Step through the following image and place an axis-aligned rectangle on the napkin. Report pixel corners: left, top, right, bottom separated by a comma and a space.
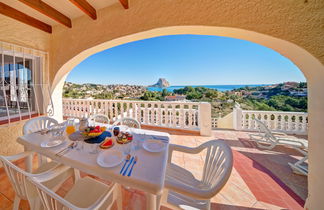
84, 131, 112, 144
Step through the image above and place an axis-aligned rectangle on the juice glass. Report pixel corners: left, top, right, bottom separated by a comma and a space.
66, 118, 76, 135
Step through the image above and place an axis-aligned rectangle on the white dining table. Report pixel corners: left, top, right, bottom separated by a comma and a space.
17, 127, 170, 210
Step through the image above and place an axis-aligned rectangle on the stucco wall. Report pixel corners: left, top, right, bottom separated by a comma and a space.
0, 15, 50, 155
0, 15, 50, 51
0, 121, 25, 156
217, 112, 234, 129
49, 0, 324, 82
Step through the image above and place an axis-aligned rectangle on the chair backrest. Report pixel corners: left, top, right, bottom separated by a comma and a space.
113, 117, 141, 129
28, 176, 78, 210
0, 156, 32, 200
23, 117, 58, 135
200, 140, 233, 197
254, 119, 277, 141
88, 114, 110, 126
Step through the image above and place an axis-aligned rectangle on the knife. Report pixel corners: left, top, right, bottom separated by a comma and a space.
122, 156, 134, 176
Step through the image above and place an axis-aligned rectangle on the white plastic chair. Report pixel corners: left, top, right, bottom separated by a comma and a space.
250, 119, 308, 176
88, 114, 110, 126
28, 172, 120, 210
113, 117, 141, 129
23, 116, 59, 135
23, 117, 59, 166
162, 140, 233, 210
249, 119, 308, 150
288, 148, 308, 176
0, 151, 73, 210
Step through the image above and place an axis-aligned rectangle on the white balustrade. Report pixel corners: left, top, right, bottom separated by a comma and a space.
62, 98, 212, 134
233, 106, 308, 135
211, 118, 218, 129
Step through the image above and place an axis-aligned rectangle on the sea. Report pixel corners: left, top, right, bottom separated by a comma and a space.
147, 84, 270, 92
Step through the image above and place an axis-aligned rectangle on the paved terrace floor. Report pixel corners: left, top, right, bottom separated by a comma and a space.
0, 129, 307, 210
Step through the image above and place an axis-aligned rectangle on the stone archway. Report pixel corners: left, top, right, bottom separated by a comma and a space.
51, 26, 324, 209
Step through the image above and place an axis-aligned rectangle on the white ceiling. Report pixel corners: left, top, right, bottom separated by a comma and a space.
1, 0, 118, 26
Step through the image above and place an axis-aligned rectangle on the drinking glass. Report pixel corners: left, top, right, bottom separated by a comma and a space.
89, 143, 99, 154
75, 140, 84, 151
123, 142, 132, 155
66, 118, 76, 135
112, 126, 120, 137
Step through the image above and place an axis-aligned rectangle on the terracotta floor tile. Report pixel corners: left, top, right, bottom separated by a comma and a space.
0, 175, 15, 201
252, 201, 282, 210
19, 199, 30, 210
0, 193, 13, 210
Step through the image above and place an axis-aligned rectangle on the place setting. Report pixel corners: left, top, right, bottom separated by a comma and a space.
96, 125, 138, 176
38, 124, 67, 149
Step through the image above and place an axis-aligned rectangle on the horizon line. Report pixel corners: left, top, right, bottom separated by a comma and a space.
65, 81, 306, 86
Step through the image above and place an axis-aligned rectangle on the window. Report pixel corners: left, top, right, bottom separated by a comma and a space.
0, 42, 49, 124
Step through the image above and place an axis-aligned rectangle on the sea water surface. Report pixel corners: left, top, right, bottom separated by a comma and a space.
147, 84, 270, 92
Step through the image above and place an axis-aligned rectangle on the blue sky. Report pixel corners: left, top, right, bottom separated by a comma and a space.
66, 35, 305, 86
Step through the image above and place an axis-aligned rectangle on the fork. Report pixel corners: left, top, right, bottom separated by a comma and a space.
57, 142, 76, 157
55, 142, 75, 157
127, 156, 138, 177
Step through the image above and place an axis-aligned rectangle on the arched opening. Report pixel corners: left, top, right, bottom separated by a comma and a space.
50, 26, 324, 209
51, 26, 322, 121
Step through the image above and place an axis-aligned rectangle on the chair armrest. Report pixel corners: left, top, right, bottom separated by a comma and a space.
169, 144, 204, 154
168, 144, 205, 163
4, 151, 34, 162
87, 183, 116, 210
32, 164, 71, 183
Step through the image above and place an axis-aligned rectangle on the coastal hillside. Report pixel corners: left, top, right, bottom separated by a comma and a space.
141, 82, 307, 117
63, 82, 146, 99
63, 81, 307, 117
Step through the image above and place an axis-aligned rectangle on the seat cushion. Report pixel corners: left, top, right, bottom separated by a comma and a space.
64, 177, 113, 208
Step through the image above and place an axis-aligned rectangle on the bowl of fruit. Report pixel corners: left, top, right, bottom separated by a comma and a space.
82, 126, 106, 138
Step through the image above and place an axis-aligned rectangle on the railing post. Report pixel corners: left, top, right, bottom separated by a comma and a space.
198, 102, 212, 136
233, 103, 243, 130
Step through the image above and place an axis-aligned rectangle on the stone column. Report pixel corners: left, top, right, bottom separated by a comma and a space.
198, 102, 212, 136
233, 103, 242, 130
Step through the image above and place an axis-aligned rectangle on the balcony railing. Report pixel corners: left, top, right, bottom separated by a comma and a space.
62, 98, 212, 135
233, 106, 308, 135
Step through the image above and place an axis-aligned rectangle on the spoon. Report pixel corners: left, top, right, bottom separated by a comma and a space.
120, 154, 131, 174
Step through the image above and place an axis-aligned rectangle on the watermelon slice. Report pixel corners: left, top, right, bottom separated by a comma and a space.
100, 138, 114, 149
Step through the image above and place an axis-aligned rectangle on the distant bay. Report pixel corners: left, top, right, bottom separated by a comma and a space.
147, 84, 271, 92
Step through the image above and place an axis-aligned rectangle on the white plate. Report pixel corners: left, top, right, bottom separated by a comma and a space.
97, 149, 125, 168
40, 137, 65, 148
143, 139, 166, 153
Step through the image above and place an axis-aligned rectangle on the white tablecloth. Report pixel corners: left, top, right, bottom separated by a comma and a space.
17, 128, 170, 195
